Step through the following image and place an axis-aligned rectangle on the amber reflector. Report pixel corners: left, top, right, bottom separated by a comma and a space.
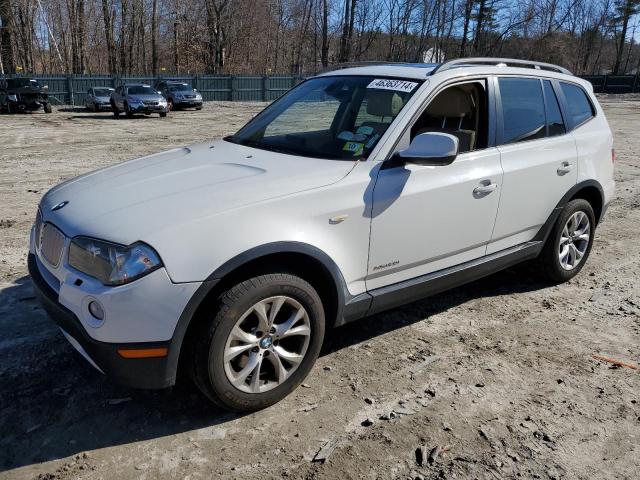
117, 348, 168, 358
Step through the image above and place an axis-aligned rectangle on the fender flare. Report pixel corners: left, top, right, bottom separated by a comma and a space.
533, 179, 605, 243
164, 242, 350, 384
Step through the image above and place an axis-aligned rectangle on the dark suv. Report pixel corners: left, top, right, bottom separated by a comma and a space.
155, 81, 203, 110
0, 78, 52, 113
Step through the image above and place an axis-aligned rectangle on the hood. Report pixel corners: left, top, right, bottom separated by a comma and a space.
40, 140, 355, 245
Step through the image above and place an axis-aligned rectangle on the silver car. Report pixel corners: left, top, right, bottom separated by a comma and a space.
110, 84, 168, 118
85, 87, 114, 112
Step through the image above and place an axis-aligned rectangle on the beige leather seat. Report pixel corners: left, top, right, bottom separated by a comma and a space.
416, 87, 476, 152
360, 90, 404, 135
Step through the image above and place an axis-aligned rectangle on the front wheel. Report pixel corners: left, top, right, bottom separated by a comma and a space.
539, 199, 595, 283
159, 111, 167, 118
43, 102, 52, 113
191, 273, 325, 412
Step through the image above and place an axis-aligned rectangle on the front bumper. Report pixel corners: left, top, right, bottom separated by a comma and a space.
29, 253, 174, 389
129, 103, 168, 113
175, 99, 203, 108
9, 100, 45, 111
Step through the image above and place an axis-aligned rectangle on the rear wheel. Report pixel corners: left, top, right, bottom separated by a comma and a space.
43, 102, 52, 114
191, 273, 325, 412
539, 199, 595, 283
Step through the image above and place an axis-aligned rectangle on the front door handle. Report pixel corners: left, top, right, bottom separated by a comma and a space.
473, 181, 498, 196
557, 161, 573, 175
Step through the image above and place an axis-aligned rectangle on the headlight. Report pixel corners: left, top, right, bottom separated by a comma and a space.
8, 94, 17, 101
195, 93, 202, 100
68, 237, 162, 286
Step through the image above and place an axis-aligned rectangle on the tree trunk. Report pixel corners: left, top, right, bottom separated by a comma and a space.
151, 0, 158, 74
0, 0, 15, 74
321, 0, 328, 67
101, 0, 116, 73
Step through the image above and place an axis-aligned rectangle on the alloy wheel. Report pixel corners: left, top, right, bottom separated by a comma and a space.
558, 210, 590, 270
223, 295, 311, 394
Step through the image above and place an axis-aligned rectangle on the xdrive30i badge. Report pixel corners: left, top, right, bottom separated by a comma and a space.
51, 201, 69, 211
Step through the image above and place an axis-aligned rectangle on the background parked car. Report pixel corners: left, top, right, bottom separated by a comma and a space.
110, 84, 168, 118
0, 78, 52, 114
85, 87, 114, 112
155, 80, 203, 110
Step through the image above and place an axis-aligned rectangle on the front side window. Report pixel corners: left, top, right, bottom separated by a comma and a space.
560, 82, 595, 128
228, 76, 421, 160
410, 80, 489, 153
499, 77, 546, 144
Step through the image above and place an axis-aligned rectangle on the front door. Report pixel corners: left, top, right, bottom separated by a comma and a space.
367, 79, 503, 290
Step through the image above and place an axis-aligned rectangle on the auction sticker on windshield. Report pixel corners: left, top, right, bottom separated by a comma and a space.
367, 79, 418, 93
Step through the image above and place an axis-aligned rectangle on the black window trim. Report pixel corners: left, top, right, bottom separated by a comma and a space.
541, 79, 567, 137
494, 74, 579, 146
555, 80, 597, 131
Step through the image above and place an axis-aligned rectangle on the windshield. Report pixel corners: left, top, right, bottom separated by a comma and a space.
93, 88, 113, 97
169, 84, 192, 92
127, 86, 157, 95
8, 78, 40, 88
228, 75, 421, 160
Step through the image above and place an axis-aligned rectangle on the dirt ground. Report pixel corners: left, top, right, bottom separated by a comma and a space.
0, 99, 638, 480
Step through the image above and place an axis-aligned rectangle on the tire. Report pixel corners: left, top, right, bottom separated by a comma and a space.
196, 106, 202, 110
112, 101, 119, 118
539, 199, 595, 283
191, 273, 325, 412
43, 102, 52, 114
159, 111, 167, 118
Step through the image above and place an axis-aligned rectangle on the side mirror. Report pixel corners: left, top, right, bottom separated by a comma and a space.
389, 132, 459, 167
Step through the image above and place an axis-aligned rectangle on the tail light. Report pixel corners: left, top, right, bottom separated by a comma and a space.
612, 148, 616, 163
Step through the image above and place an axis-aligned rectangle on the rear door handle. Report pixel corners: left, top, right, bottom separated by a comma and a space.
557, 161, 573, 175
473, 181, 498, 196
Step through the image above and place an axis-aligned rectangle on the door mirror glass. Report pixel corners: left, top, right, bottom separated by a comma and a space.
392, 132, 459, 166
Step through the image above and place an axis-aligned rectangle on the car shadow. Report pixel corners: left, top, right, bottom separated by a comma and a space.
0, 262, 548, 472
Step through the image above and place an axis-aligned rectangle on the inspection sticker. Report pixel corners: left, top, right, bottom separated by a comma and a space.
367, 79, 418, 93
343, 141, 364, 156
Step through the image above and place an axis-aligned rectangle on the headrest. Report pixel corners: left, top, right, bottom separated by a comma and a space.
426, 87, 472, 117
366, 90, 404, 117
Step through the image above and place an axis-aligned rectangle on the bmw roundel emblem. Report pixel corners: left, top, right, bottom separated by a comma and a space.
51, 201, 69, 211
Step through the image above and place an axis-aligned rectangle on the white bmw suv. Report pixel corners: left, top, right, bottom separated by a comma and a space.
29, 58, 615, 411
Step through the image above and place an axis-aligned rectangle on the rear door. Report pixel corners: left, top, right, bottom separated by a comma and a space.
487, 76, 578, 254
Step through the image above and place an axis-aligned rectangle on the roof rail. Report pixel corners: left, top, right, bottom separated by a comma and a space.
317, 61, 438, 75
431, 57, 572, 76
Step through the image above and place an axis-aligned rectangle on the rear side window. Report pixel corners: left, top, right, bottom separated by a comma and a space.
498, 78, 546, 144
560, 82, 595, 127
543, 80, 565, 137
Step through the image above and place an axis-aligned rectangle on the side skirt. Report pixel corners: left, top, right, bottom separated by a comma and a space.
342, 240, 543, 322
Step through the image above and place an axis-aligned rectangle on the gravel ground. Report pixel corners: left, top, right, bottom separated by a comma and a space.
0, 99, 638, 480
